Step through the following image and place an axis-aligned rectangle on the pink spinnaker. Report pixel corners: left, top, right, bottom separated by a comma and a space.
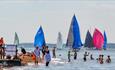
93, 28, 104, 49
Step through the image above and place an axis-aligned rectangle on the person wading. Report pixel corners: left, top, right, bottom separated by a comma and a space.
74, 49, 77, 60
52, 47, 56, 58
45, 46, 51, 66
68, 50, 71, 62
42, 46, 46, 61
83, 51, 89, 62
34, 46, 41, 65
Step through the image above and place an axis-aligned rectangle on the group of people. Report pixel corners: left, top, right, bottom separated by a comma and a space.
97, 54, 111, 64
83, 52, 111, 64
68, 49, 78, 62
33, 46, 51, 66
68, 50, 111, 64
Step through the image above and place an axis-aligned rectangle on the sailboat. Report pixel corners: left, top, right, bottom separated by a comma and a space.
93, 28, 104, 50
66, 19, 74, 48
34, 26, 46, 49
103, 31, 107, 50
14, 32, 19, 46
56, 32, 63, 50
84, 30, 93, 49
14, 32, 19, 57
66, 14, 82, 49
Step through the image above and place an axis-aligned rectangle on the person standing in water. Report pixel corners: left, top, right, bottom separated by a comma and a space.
68, 50, 71, 62
42, 46, 46, 61
74, 49, 77, 60
90, 54, 94, 60
106, 55, 111, 63
83, 51, 89, 62
45, 46, 51, 66
34, 46, 41, 65
52, 47, 56, 58
100, 55, 104, 64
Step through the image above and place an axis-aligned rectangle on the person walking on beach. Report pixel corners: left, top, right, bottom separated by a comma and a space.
83, 51, 89, 62
68, 50, 71, 62
52, 47, 56, 58
45, 46, 51, 66
74, 49, 77, 60
34, 46, 41, 65
106, 55, 111, 63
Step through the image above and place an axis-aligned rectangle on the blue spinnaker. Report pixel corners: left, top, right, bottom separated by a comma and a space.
103, 31, 107, 49
72, 15, 82, 49
34, 26, 46, 49
84, 30, 93, 48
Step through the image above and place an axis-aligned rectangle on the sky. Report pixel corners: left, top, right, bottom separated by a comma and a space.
0, 0, 114, 44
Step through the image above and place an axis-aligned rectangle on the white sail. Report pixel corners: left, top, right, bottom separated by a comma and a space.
56, 32, 63, 49
14, 32, 19, 46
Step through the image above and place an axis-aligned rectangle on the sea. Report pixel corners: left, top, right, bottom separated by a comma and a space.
3, 43, 115, 70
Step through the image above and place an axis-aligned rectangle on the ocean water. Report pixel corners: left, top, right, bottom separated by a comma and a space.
3, 43, 115, 70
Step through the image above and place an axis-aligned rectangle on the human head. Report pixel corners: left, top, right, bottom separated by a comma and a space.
99, 55, 101, 57
85, 51, 87, 54
45, 46, 49, 51
1, 37, 3, 40
36, 46, 39, 49
102, 55, 104, 57
108, 55, 110, 58
68, 50, 70, 53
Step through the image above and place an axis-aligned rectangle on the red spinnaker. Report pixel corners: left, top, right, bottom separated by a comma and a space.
93, 28, 104, 49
